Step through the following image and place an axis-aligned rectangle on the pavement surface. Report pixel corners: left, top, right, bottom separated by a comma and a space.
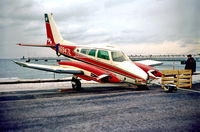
0, 82, 200, 132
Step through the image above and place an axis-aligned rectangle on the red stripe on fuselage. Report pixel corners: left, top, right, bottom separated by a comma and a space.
82, 58, 146, 82
58, 45, 147, 82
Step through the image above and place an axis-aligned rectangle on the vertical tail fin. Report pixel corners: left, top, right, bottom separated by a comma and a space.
45, 13, 63, 46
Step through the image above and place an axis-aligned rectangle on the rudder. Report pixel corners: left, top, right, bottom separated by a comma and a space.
45, 13, 63, 46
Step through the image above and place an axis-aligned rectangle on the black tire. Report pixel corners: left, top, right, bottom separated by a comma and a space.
71, 77, 81, 90
164, 85, 176, 93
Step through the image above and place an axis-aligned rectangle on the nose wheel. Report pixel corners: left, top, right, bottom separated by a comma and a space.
71, 76, 82, 90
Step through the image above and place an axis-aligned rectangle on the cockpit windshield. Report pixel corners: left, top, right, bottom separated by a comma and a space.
111, 51, 129, 62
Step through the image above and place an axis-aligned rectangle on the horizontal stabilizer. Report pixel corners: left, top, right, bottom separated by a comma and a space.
17, 43, 56, 48
14, 61, 83, 74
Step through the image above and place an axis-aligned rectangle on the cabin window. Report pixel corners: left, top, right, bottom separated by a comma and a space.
97, 50, 110, 60
111, 51, 128, 62
81, 49, 89, 54
88, 49, 96, 57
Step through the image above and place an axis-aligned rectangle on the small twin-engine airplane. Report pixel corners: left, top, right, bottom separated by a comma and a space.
15, 13, 163, 90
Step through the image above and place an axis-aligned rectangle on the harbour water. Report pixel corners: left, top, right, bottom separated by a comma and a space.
0, 59, 68, 80
0, 59, 199, 80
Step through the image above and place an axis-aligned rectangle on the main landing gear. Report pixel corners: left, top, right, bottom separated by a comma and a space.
71, 76, 82, 90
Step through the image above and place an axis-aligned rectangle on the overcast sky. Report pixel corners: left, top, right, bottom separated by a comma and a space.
0, 0, 199, 58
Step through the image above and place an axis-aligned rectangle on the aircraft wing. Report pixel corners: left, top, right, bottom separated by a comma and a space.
134, 60, 163, 67
14, 61, 121, 83
14, 61, 83, 74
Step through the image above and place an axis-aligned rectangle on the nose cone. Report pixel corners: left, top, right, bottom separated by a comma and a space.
117, 61, 148, 81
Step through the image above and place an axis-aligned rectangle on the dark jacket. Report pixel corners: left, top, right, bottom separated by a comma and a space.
185, 57, 196, 73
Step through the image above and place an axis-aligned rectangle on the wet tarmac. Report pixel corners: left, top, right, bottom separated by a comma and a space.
0, 82, 200, 132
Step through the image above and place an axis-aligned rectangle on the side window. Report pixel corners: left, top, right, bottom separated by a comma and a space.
111, 51, 128, 62
97, 50, 110, 60
75, 48, 80, 53
81, 49, 89, 54
88, 49, 96, 57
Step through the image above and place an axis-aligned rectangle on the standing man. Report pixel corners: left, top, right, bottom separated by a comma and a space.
185, 54, 196, 74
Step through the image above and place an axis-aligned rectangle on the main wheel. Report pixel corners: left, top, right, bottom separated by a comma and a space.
71, 77, 81, 90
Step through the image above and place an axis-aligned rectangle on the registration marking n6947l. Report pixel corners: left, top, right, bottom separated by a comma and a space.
59, 46, 71, 55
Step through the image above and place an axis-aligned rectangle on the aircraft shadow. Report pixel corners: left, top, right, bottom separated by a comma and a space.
0, 85, 151, 102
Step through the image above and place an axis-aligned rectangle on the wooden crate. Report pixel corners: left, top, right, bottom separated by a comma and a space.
161, 70, 179, 89
177, 70, 192, 88
161, 70, 192, 89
